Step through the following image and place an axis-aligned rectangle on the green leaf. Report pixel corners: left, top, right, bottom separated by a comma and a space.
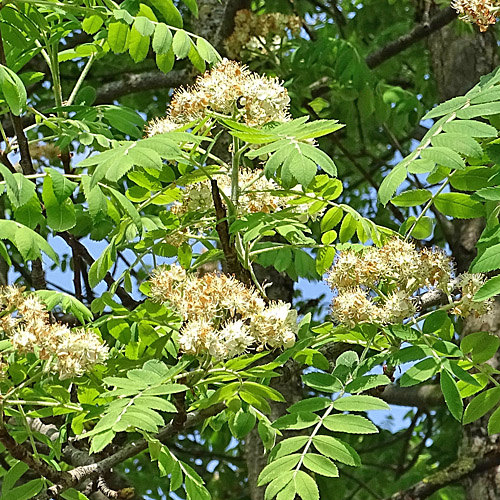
345, 374, 391, 394
172, 29, 191, 59
181, 0, 198, 16
456, 102, 500, 118
392, 189, 432, 207
47, 168, 78, 203
147, 0, 183, 27
270, 436, 309, 460
3, 461, 29, 494
440, 370, 463, 421
422, 96, 468, 120
461, 332, 500, 363
152, 23, 173, 54
471, 243, 500, 273
399, 358, 439, 387
7, 173, 35, 208
272, 412, 320, 430
473, 275, 500, 301
128, 27, 150, 63
3, 479, 43, 500
0, 65, 27, 115
156, 49, 175, 73
379, 164, 407, 206
487, 405, 500, 435
229, 410, 256, 438
442, 119, 497, 138
43, 176, 76, 232
302, 372, 341, 393
431, 133, 483, 158
133, 16, 155, 36
258, 454, 302, 486
294, 470, 319, 500
463, 387, 500, 424
312, 435, 361, 466
265, 472, 294, 500
451, 167, 494, 191
35, 290, 93, 324
420, 147, 465, 170
323, 414, 378, 434
302, 454, 339, 477
82, 15, 104, 34
286, 149, 317, 187
287, 397, 331, 414
0, 220, 57, 263
434, 193, 484, 219
0, 163, 20, 205
196, 37, 219, 64
333, 395, 389, 412
107, 22, 129, 53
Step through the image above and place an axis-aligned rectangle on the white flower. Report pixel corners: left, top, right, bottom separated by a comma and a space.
220, 320, 253, 358
145, 117, 181, 137
452, 0, 498, 31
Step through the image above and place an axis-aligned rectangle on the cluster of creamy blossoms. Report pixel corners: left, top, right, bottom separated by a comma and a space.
452, 0, 499, 31
224, 9, 302, 60
327, 239, 454, 327
146, 59, 290, 131
0, 286, 108, 379
451, 273, 493, 317
149, 265, 297, 359
171, 169, 288, 218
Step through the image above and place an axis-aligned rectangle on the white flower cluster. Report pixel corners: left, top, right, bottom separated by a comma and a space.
171, 169, 289, 218
145, 117, 181, 137
452, 0, 499, 31
146, 59, 290, 132
149, 265, 297, 359
0, 286, 108, 379
451, 273, 493, 317
224, 9, 302, 60
326, 239, 453, 327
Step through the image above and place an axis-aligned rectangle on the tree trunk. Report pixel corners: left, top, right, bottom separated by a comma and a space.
427, 12, 500, 499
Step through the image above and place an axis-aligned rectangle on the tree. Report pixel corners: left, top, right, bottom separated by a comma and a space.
0, 0, 500, 499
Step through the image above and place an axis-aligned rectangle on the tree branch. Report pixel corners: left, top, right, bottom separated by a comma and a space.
210, 180, 252, 285
58, 232, 139, 310
34, 404, 225, 500
95, 69, 190, 104
388, 448, 500, 500
381, 384, 444, 408
0, 424, 69, 485
365, 7, 457, 69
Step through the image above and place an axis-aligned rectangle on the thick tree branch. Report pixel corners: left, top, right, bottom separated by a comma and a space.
0, 424, 69, 485
95, 69, 190, 104
366, 7, 457, 69
388, 449, 500, 500
381, 384, 444, 408
34, 404, 225, 500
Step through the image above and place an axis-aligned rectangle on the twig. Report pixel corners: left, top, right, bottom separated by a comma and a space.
366, 7, 457, 69
59, 232, 139, 309
210, 180, 252, 286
